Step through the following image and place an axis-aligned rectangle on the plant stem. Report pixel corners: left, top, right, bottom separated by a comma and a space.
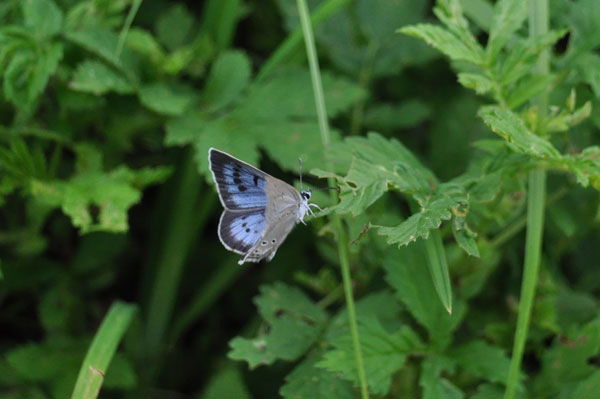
296, 1, 369, 398
504, 0, 548, 398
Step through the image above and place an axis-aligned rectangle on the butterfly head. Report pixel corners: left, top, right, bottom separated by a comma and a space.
300, 189, 312, 202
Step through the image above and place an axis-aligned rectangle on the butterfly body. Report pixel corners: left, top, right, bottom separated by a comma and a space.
209, 148, 318, 265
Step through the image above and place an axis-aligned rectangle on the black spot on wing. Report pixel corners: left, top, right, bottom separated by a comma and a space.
253, 175, 259, 186
219, 209, 265, 253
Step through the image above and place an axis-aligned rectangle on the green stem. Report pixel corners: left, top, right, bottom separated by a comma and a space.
504, 1, 548, 398
296, 1, 369, 398
257, 0, 352, 82
116, 0, 143, 58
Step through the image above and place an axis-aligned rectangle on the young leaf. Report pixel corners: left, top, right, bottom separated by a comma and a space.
228, 282, 328, 369
318, 318, 423, 396
420, 357, 464, 399
452, 216, 480, 257
383, 245, 466, 349
202, 51, 251, 112
399, 24, 484, 66
22, 0, 63, 38
448, 340, 514, 385
457, 72, 494, 95
478, 106, 561, 159
280, 351, 353, 399
70, 60, 135, 95
138, 82, 195, 116
563, 147, 600, 190
486, 0, 527, 63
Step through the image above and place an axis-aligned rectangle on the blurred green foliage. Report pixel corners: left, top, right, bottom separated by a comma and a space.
1, 0, 600, 398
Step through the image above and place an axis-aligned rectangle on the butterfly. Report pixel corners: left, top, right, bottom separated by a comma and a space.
208, 148, 322, 265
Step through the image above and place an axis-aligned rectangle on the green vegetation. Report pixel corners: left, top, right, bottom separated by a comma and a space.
1, 0, 599, 398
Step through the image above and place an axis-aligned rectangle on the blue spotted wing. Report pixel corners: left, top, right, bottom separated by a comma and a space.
218, 208, 265, 255
209, 148, 267, 210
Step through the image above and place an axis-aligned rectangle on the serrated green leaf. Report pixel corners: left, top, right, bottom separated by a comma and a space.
486, 0, 527, 63
478, 106, 561, 159
70, 60, 135, 95
546, 101, 592, 133
323, 133, 433, 216
383, 245, 466, 348
457, 72, 494, 95
202, 51, 251, 112
22, 0, 63, 38
318, 318, 422, 396
563, 146, 600, 190
449, 340, 513, 384
400, 24, 484, 66
376, 182, 467, 247
30, 147, 171, 233
421, 357, 464, 399
138, 82, 195, 116
533, 317, 600, 398
452, 217, 480, 257
433, 0, 483, 59
280, 351, 353, 399
228, 282, 328, 369
3, 43, 63, 108
124, 27, 166, 63
65, 27, 129, 72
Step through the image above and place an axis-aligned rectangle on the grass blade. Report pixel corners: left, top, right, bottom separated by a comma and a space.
71, 301, 137, 399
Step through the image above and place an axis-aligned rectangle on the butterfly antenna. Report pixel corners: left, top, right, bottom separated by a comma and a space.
315, 186, 339, 192
298, 157, 304, 190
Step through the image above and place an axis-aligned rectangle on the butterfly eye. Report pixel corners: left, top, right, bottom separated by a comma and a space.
301, 190, 311, 200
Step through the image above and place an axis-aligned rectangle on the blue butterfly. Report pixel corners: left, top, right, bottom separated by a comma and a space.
208, 148, 321, 265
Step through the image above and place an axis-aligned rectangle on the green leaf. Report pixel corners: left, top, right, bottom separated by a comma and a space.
318, 318, 423, 396
70, 60, 135, 95
563, 146, 600, 191
478, 106, 561, 159
383, 245, 466, 349
449, 340, 513, 384
363, 99, 432, 130
376, 182, 467, 247
138, 82, 195, 116
3, 43, 63, 108
228, 282, 328, 368
423, 230, 454, 313
155, 3, 195, 50
6, 342, 64, 381
202, 51, 251, 112
281, 352, 353, 399
420, 357, 464, 399
30, 146, 172, 233
399, 24, 485, 66
568, 371, 600, 399
321, 132, 433, 216
457, 72, 494, 95
199, 366, 251, 399
533, 316, 600, 398
166, 67, 364, 179
452, 216, 480, 257
22, 0, 63, 38
486, 0, 527, 63
505, 74, 554, 109
65, 27, 129, 73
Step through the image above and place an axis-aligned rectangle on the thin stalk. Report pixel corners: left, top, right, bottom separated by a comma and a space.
257, 0, 352, 82
296, 1, 369, 398
116, 0, 143, 58
504, 1, 549, 398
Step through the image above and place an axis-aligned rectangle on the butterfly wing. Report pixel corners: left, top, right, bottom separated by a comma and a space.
239, 177, 304, 264
209, 148, 268, 210
218, 209, 266, 256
